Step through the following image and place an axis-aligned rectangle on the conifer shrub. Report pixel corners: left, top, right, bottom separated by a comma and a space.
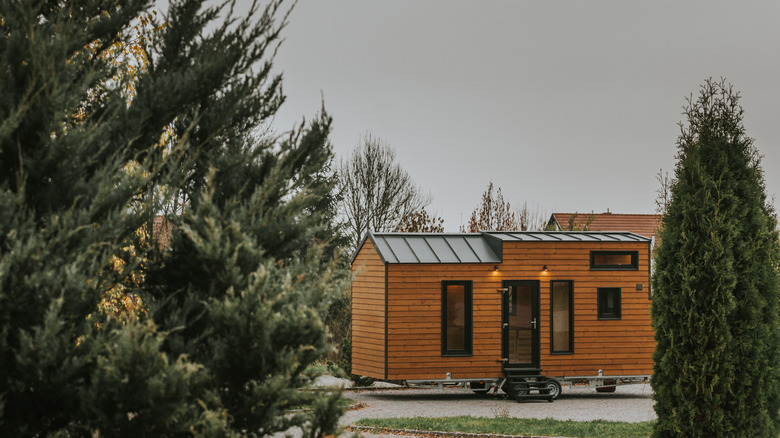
0, 0, 347, 435
651, 78, 780, 437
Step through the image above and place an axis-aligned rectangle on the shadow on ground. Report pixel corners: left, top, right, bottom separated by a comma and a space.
363, 388, 651, 403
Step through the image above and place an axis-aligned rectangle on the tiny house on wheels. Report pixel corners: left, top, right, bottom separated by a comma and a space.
351, 231, 654, 402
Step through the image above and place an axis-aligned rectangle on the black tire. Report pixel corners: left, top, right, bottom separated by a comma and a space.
501, 378, 526, 398
513, 382, 529, 402
540, 379, 562, 400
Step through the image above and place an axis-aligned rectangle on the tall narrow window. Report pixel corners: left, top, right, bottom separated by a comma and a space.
442, 281, 472, 356
551, 281, 574, 353
598, 288, 621, 320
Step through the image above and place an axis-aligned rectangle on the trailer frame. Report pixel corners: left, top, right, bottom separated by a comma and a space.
401, 372, 650, 401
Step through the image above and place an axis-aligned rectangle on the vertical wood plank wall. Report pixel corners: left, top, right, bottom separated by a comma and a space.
385, 262, 504, 380
351, 239, 386, 379
373, 241, 654, 381
513, 242, 654, 377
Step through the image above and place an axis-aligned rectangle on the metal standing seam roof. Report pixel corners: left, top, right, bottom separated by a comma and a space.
364, 231, 650, 264
369, 233, 502, 264
484, 231, 650, 243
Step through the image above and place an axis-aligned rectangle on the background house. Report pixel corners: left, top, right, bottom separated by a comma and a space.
547, 212, 662, 244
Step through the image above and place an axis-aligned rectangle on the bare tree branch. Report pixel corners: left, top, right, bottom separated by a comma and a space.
337, 134, 431, 251
655, 168, 673, 215
397, 208, 444, 233
462, 182, 519, 232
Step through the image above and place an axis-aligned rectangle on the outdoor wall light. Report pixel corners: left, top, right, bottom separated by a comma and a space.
493, 265, 499, 272
543, 265, 548, 272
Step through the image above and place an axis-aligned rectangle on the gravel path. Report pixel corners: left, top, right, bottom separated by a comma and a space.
299, 377, 656, 437
341, 383, 656, 427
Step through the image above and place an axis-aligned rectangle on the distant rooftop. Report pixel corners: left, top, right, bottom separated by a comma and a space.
548, 212, 662, 239
362, 231, 650, 264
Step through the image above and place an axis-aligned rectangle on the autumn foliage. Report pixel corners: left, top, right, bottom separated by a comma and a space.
462, 182, 519, 232
397, 209, 445, 233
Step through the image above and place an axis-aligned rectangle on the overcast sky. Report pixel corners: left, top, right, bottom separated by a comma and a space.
260, 1, 780, 231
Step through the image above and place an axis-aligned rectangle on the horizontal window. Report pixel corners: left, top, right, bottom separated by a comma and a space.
590, 251, 638, 270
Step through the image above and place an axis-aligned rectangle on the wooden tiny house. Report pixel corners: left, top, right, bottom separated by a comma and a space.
351, 231, 654, 400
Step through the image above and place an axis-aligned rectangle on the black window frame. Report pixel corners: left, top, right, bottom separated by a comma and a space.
590, 251, 639, 270
597, 287, 622, 320
550, 280, 574, 354
441, 280, 473, 356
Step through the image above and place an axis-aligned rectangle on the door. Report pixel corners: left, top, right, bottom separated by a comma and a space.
502, 280, 540, 369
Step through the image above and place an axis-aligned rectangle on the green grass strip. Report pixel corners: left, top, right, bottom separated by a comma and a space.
355, 416, 654, 438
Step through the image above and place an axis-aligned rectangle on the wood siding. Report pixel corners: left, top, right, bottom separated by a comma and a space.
385, 264, 504, 380
351, 239, 386, 379
381, 241, 653, 381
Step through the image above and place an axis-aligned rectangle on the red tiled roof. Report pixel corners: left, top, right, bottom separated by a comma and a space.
549, 212, 662, 239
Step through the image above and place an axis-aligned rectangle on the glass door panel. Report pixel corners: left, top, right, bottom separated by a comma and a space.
508, 285, 533, 363
503, 281, 539, 368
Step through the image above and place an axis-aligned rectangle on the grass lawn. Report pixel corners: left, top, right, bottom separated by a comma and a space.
355, 416, 654, 438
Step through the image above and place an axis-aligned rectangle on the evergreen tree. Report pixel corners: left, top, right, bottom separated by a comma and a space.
0, 0, 346, 436
651, 78, 780, 437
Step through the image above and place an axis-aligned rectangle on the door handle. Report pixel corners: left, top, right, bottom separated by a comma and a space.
530, 318, 537, 329
502, 323, 508, 329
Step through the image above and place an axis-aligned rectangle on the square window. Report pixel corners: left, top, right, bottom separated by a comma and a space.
598, 288, 621, 320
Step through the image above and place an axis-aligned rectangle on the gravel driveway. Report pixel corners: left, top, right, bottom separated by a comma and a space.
341, 383, 656, 427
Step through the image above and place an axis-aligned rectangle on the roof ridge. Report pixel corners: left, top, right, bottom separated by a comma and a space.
553, 212, 661, 216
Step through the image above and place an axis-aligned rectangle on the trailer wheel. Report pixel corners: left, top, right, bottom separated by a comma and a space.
540, 379, 562, 400
512, 382, 529, 402
502, 378, 527, 398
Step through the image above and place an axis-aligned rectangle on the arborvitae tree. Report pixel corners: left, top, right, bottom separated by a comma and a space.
1, 0, 346, 436
651, 78, 780, 437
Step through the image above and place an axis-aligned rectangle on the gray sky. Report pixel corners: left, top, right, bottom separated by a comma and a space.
264, 1, 779, 231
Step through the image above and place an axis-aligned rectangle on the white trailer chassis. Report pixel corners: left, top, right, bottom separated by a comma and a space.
402, 373, 650, 399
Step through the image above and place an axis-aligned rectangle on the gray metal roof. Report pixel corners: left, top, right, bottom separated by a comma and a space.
484, 231, 650, 243
369, 233, 502, 264
361, 231, 650, 264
